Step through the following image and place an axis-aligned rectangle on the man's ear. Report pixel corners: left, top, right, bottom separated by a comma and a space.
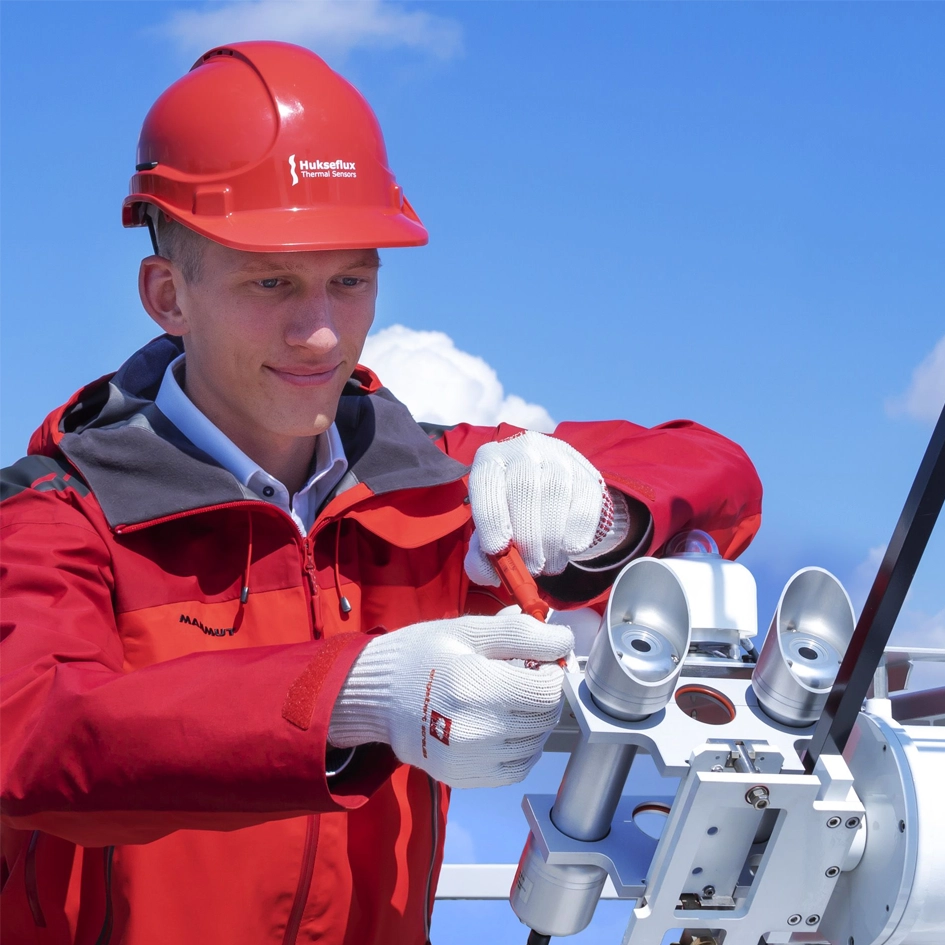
139, 256, 189, 336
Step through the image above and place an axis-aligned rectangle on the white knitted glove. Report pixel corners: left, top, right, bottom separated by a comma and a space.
328, 615, 573, 788
464, 431, 629, 587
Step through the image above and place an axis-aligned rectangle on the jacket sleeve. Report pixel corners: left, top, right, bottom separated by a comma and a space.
0, 488, 397, 847
432, 418, 763, 605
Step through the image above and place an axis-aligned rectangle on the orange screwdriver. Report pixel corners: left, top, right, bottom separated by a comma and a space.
489, 545, 573, 669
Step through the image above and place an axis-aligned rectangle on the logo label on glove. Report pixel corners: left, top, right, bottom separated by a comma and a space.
420, 668, 453, 757
430, 711, 452, 746
288, 154, 357, 185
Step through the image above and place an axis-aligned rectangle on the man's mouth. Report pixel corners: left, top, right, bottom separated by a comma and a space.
266, 363, 341, 387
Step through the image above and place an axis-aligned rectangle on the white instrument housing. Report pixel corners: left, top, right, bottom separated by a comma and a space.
437, 545, 945, 945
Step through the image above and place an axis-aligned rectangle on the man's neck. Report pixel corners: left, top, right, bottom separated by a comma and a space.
230, 433, 318, 497
179, 367, 318, 496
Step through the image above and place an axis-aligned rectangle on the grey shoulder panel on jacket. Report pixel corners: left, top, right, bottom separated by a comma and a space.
1, 454, 90, 502
335, 388, 468, 496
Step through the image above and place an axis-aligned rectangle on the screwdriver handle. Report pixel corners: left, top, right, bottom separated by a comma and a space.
489, 544, 550, 623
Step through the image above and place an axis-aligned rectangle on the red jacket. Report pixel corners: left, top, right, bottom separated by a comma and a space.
1, 335, 762, 945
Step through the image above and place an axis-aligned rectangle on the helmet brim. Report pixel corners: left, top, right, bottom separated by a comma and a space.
125, 197, 428, 252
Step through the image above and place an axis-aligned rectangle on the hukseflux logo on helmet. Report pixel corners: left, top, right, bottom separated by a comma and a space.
288, 154, 357, 186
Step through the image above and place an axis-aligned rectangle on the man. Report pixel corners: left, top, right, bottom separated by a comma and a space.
0, 42, 762, 945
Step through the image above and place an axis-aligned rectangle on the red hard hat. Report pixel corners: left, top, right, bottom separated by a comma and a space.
123, 41, 427, 251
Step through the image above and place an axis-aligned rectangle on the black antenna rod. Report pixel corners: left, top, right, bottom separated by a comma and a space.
806, 402, 945, 771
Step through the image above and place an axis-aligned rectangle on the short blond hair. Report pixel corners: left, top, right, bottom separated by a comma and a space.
154, 214, 205, 283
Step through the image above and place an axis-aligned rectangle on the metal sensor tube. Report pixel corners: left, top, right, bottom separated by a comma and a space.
585, 559, 691, 721
551, 740, 638, 840
511, 743, 637, 937
752, 568, 855, 727
511, 558, 691, 939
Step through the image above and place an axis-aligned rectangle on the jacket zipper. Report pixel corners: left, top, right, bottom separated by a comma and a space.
117, 503, 343, 639
25, 830, 46, 927
94, 846, 115, 945
424, 776, 440, 943
115, 502, 376, 938
282, 815, 319, 945
301, 536, 321, 637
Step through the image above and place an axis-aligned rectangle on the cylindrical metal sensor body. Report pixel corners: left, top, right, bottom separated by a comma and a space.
751, 567, 855, 727
586, 557, 692, 721
511, 558, 691, 937
552, 741, 638, 840
511, 835, 609, 937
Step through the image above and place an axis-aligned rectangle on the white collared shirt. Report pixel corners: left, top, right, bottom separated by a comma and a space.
155, 354, 348, 535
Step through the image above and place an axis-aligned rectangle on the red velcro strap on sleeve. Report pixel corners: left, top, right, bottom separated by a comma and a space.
283, 636, 357, 731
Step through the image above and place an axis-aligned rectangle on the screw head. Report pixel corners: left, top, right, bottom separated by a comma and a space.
745, 785, 770, 810
807, 914, 821, 926
701, 885, 716, 899
827, 816, 842, 828
899, 819, 906, 833
846, 816, 861, 829
711, 764, 724, 773
787, 914, 802, 926
826, 866, 840, 878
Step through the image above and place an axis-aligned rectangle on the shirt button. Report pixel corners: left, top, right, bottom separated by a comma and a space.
262, 486, 275, 498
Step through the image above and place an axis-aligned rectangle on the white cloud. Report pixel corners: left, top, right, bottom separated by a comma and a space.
886, 334, 945, 425
361, 325, 556, 431
847, 544, 945, 647
848, 544, 886, 617
159, 0, 463, 62
893, 606, 945, 647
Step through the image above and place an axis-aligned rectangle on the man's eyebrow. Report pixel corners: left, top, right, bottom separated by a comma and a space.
234, 251, 381, 274
339, 251, 382, 271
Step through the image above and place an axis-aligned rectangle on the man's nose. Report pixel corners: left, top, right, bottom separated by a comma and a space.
284, 289, 339, 350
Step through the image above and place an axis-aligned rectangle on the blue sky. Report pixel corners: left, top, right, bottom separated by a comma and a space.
2, 3, 943, 943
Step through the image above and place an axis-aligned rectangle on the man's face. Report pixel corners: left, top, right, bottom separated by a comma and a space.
165, 241, 379, 452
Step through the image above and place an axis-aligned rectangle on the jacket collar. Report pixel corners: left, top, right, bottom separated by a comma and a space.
39, 335, 468, 529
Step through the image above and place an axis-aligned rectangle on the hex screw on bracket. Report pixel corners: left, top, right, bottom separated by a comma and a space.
825, 866, 840, 878
745, 785, 770, 810
827, 816, 842, 828
806, 914, 821, 926
787, 914, 802, 926
701, 885, 716, 900
845, 817, 861, 829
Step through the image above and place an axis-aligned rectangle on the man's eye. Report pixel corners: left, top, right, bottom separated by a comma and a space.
258, 278, 282, 289
339, 276, 361, 287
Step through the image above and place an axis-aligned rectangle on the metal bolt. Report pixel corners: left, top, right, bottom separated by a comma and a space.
845, 816, 860, 829
825, 866, 840, 878
701, 885, 716, 899
745, 785, 770, 810
615, 650, 623, 659
807, 914, 821, 926
899, 820, 906, 833
827, 816, 842, 828
711, 764, 724, 773
787, 914, 802, 926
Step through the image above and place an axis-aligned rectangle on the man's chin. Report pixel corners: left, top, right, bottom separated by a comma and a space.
268, 415, 336, 440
